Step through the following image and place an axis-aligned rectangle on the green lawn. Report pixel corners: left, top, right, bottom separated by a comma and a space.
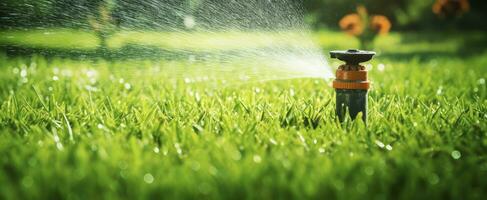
0, 29, 329, 50
0, 30, 486, 199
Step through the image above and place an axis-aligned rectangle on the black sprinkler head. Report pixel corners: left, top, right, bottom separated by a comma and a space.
330, 49, 376, 65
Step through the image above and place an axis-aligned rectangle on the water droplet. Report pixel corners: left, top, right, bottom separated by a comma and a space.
385, 144, 393, 151
56, 143, 63, 150
375, 140, 385, 148
30, 62, 37, 68
153, 147, 160, 154
184, 15, 196, 29
20, 69, 27, 77
195, 92, 201, 102
318, 147, 325, 154
53, 135, 60, 143
174, 143, 183, 155
436, 86, 443, 95
479, 78, 485, 85
377, 63, 385, 71
269, 138, 278, 145
52, 76, 59, 81
253, 155, 262, 163
254, 87, 261, 94
86, 69, 96, 77
451, 150, 461, 159
124, 83, 131, 90
85, 85, 98, 92
366, 64, 373, 70
143, 173, 154, 184
297, 132, 305, 143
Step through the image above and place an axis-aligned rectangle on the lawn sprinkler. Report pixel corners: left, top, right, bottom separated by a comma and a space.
330, 49, 375, 123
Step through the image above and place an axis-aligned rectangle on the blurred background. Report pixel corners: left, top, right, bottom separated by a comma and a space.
0, 0, 486, 59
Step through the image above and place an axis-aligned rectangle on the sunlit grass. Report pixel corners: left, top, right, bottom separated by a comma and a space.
0, 31, 486, 199
1, 28, 483, 55
0, 29, 98, 50
109, 30, 321, 50
0, 29, 356, 51
0, 28, 322, 51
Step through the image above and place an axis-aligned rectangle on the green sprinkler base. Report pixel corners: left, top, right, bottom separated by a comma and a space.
336, 89, 367, 123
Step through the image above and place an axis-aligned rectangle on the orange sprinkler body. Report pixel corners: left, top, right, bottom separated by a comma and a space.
333, 66, 370, 90
330, 49, 375, 123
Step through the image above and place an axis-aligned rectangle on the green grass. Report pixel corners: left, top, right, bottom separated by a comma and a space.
2, 28, 484, 55
0, 30, 487, 199
1, 28, 330, 50
0, 29, 98, 50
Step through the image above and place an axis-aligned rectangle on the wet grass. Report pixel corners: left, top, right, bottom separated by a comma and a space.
0, 31, 487, 199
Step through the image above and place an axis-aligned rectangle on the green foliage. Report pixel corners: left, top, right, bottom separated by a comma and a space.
0, 31, 486, 199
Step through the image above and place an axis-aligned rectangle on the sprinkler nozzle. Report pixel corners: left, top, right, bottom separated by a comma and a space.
330, 49, 376, 123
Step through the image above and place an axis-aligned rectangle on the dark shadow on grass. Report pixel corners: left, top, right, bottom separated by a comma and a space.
0, 44, 191, 61
380, 49, 487, 62
386, 31, 487, 61
0, 43, 307, 62
378, 31, 487, 62
379, 51, 461, 62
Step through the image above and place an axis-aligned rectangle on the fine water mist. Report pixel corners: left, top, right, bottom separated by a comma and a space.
3, 0, 333, 83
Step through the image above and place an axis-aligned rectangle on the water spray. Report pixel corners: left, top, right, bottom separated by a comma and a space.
330, 49, 376, 123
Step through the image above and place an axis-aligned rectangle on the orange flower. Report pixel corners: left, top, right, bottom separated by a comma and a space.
339, 14, 364, 36
433, 0, 470, 16
338, 5, 392, 49
460, 0, 471, 11
370, 15, 391, 35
